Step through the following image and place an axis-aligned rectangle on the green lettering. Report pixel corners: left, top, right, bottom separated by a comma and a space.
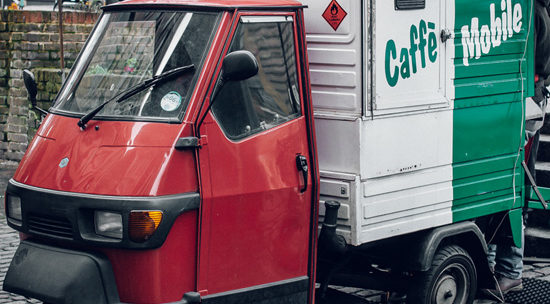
400, 48, 411, 79
385, 40, 399, 87
409, 25, 419, 74
418, 20, 428, 68
428, 30, 438, 63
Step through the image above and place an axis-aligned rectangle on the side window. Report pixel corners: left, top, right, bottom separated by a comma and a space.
212, 17, 301, 140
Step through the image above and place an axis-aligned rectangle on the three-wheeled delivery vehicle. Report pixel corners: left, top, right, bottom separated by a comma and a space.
2, 0, 540, 303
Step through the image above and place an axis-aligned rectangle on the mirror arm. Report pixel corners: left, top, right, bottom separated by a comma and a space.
28, 95, 48, 116
196, 77, 225, 137
33, 105, 49, 116
194, 49, 258, 138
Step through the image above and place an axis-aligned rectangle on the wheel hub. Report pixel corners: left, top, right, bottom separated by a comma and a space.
431, 262, 470, 304
434, 274, 457, 304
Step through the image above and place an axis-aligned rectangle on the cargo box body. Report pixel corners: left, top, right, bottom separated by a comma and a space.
303, 0, 533, 245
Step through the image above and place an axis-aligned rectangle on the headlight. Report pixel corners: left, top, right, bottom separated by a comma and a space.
94, 211, 123, 239
6, 195, 22, 225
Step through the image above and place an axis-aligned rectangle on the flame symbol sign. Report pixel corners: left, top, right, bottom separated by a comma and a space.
331, 3, 338, 15
323, 0, 347, 31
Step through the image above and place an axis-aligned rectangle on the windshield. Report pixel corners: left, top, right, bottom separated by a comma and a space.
54, 10, 220, 121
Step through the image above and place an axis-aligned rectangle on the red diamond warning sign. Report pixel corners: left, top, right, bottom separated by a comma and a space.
322, 0, 348, 31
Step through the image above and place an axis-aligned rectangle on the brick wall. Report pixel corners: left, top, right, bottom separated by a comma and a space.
0, 10, 98, 165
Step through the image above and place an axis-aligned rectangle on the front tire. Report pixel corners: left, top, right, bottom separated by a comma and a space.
407, 245, 477, 304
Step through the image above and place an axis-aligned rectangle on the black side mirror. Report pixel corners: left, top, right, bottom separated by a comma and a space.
197, 50, 259, 132
221, 50, 259, 82
23, 69, 48, 115
23, 69, 38, 105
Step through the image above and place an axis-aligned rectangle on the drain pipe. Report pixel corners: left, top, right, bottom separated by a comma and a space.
58, 0, 66, 82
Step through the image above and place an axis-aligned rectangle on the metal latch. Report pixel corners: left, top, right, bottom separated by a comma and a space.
441, 28, 452, 43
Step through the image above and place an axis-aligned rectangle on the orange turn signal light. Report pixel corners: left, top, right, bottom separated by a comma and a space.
128, 211, 163, 242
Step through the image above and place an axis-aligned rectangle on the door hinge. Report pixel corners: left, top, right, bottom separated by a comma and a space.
175, 136, 209, 150
200, 135, 208, 146
175, 137, 200, 150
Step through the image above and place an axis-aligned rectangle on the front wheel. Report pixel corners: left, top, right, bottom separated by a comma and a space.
407, 245, 477, 304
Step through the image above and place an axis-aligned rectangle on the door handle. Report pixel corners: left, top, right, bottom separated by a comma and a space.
296, 155, 308, 193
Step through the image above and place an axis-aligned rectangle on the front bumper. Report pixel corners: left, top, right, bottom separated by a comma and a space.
3, 240, 120, 304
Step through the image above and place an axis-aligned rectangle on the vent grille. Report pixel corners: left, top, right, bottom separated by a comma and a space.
395, 0, 425, 10
28, 214, 74, 239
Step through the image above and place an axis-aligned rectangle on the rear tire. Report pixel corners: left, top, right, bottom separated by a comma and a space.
407, 245, 477, 304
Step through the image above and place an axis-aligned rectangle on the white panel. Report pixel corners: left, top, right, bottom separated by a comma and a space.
302, 0, 354, 40
320, 179, 350, 198
319, 200, 351, 219
361, 110, 453, 179
373, 0, 449, 113
308, 48, 356, 66
310, 70, 357, 88
318, 176, 360, 244
315, 118, 361, 175
358, 206, 453, 244
363, 183, 453, 222
363, 165, 453, 197
312, 91, 359, 111
357, 165, 453, 244
305, 0, 457, 246
303, 0, 363, 115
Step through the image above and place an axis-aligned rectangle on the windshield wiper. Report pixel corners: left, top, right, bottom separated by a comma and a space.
77, 64, 195, 129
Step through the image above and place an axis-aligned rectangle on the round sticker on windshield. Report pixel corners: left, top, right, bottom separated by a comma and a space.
161, 91, 182, 112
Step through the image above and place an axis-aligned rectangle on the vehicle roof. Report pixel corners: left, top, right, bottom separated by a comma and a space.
107, 0, 304, 9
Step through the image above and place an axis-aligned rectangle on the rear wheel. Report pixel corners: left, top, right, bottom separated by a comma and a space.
407, 245, 477, 304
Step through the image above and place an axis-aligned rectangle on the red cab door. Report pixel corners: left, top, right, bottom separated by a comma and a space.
196, 12, 315, 302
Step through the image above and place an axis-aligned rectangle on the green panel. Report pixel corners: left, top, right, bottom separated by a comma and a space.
454, 92, 524, 109
455, 77, 525, 99
508, 208, 523, 248
453, 154, 517, 180
453, 187, 521, 208
453, 102, 522, 163
455, 56, 527, 79
454, 73, 525, 85
453, 195, 521, 222
455, 39, 526, 57
453, 170, 520, 201
452, 0, 533, 223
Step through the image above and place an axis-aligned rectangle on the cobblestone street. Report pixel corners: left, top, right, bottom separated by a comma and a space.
0, 166, 39, 303
0, 214, 40, 304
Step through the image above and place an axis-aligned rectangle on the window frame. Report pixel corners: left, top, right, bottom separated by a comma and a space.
49, 9, 222, 124
209, 12, 305, 142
